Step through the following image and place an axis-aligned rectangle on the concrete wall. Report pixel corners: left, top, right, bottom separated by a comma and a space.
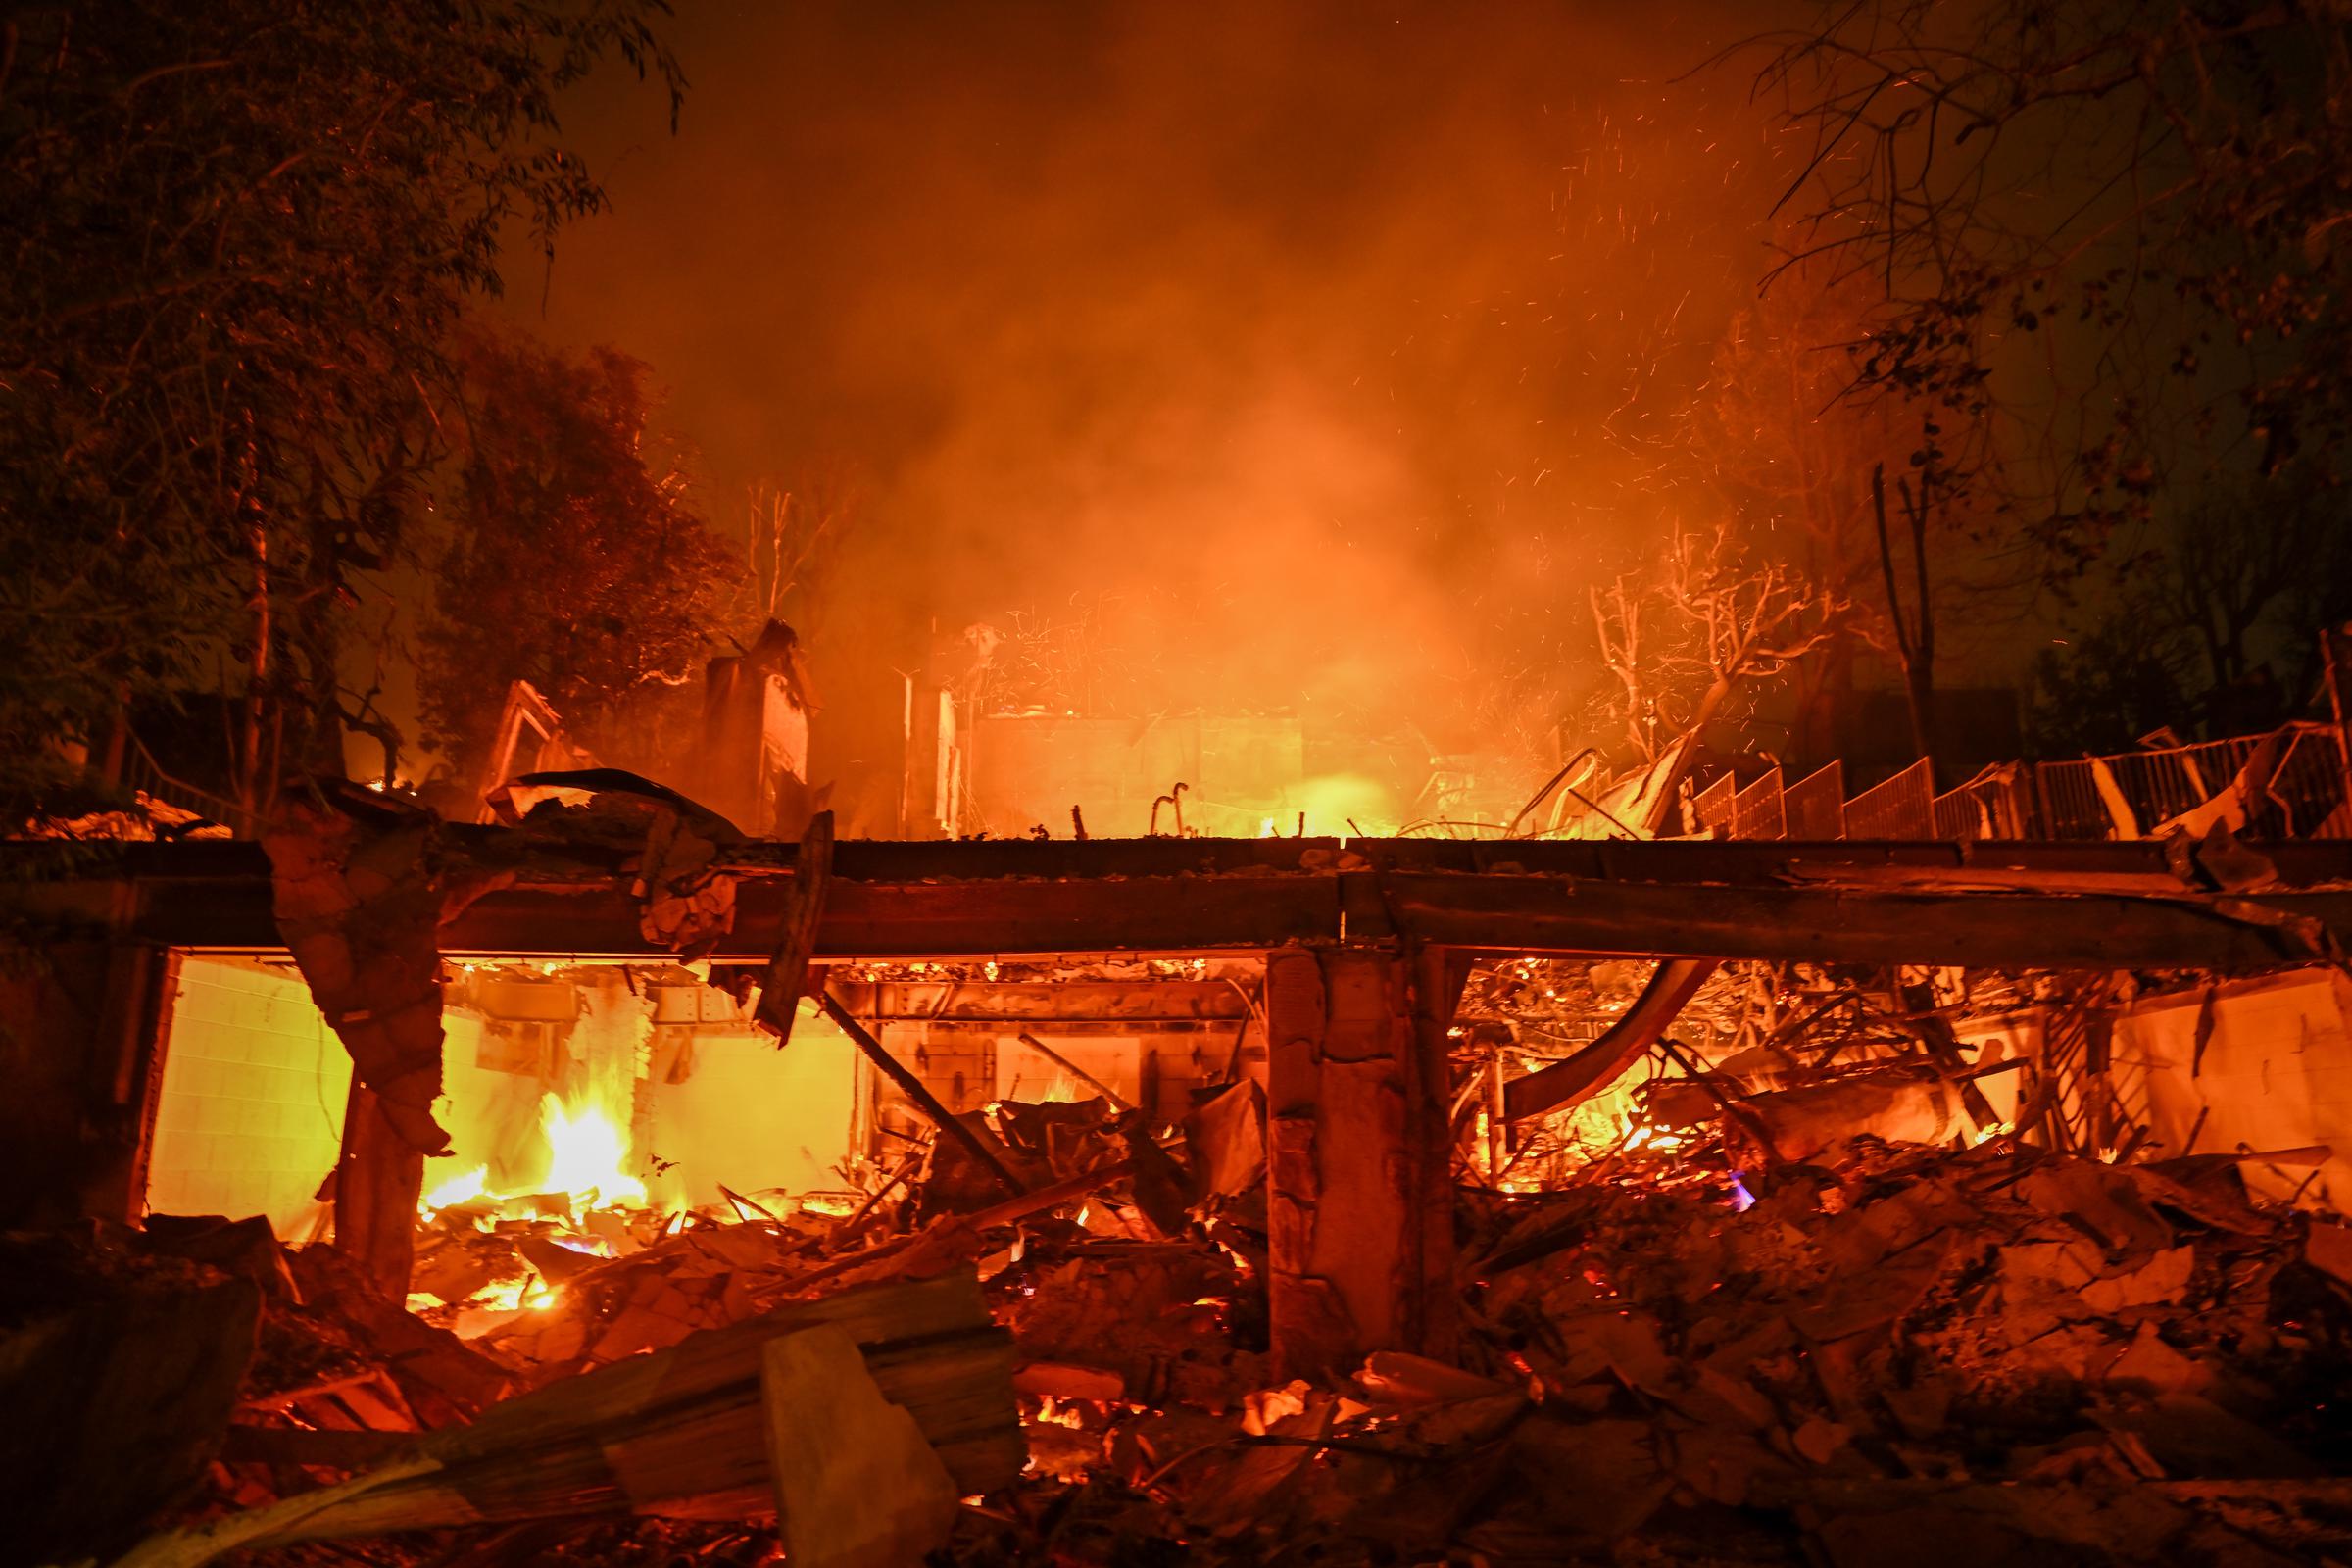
146, 956, 349, 1233
427, 1009, 551, 1195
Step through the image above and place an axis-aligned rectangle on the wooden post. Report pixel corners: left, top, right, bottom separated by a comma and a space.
1484, 1044, 1506, 1176
334, 1083, 423, 1300
753, 811, 834, 1042
1263, 943, 1462, 1381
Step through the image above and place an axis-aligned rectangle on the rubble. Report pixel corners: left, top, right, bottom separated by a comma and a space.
0, 1224, 263, 1567
119, 1267, 1017, 1568
15, 1054, 2352, 1568
16, 790, 2352, 1567
935, 1137, 2352, 1566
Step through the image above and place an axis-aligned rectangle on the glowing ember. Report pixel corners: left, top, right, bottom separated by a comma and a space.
540, 1092, 647, 1207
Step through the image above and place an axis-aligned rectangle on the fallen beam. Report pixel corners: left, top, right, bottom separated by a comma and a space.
816, 990, 1030, 1197
113, 1270, 1019, 1568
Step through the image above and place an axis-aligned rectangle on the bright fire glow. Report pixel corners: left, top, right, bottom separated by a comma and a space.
422, 1164, 489, 1210
540, 1093, 647, 1207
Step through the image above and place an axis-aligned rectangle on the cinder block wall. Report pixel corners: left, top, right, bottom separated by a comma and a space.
146, 956, 350, 1233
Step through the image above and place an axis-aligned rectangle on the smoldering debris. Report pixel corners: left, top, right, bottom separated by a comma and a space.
956, 1140, 2352, 1567
44, 1092, 2352, 1568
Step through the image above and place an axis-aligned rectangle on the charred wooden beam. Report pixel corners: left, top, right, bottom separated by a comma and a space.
9, 839, 2352, 968
752, 809, 833, 1041
1367, 871, 2352, 970
829, 980, 1252, 1022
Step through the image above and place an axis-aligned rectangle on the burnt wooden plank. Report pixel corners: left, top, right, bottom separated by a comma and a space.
1372, 871, 2352, 970
7, 839, 2352, 967
20, 834, 2352, 886
830, 980, 1252, 1021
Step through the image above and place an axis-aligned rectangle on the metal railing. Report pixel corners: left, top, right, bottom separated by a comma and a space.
1783, 760, 1845, 840
1692, 772, 1738, 838
1842, 758, 1936, 840
122, 735, 248, 833
1732, 767, 1787, 839
1680, 718, 2352, 845
2034, 722, 2347, 840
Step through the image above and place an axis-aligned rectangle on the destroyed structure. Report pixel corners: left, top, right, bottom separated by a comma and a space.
9, 645, 2352, 1568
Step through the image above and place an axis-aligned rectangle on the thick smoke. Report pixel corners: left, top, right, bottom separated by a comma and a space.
517, 1, 1794, 819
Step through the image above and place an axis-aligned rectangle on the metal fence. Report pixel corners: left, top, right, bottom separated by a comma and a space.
122, 734, 248, 833
1783, 760, 1844, 840
1841, 758, 1936, 840
2034, 722, 2348, 840
1692, 772, 1738, 838
1732, 767, 1787, 839
1680, 718, 2352, 844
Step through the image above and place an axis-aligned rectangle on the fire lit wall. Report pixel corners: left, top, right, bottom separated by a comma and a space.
152, 960, 865, 1238
422, 984, 862, 1212
431, 1009, 549, 1195
146, 956, 350, 1235
643, 1014, 860, 1208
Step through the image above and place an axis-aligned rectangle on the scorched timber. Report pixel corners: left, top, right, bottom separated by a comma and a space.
5, 838, 2351, 968
1368, 870, 2351, 969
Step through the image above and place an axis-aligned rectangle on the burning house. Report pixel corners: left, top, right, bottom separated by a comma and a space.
9, 693, 2352, 1564
19, 3, 2352, 1565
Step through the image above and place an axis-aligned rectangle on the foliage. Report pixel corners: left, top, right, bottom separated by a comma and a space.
416, 325, 742, 777
1701, 262, 1908, 607
2157, 467, 2352, 698
1755, 1, 2352, 578
2023, 598, 2196, 759
0, 0, 682, 808
1589, 524, 1842, 765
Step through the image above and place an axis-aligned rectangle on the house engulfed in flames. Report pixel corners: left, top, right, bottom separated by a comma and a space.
10, 631, 2352, 1566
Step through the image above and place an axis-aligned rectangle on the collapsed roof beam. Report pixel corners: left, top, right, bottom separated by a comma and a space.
6, 839, 2351, 970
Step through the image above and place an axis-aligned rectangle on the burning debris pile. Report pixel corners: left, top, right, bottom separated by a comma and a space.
30, 1077, 2352, 1568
